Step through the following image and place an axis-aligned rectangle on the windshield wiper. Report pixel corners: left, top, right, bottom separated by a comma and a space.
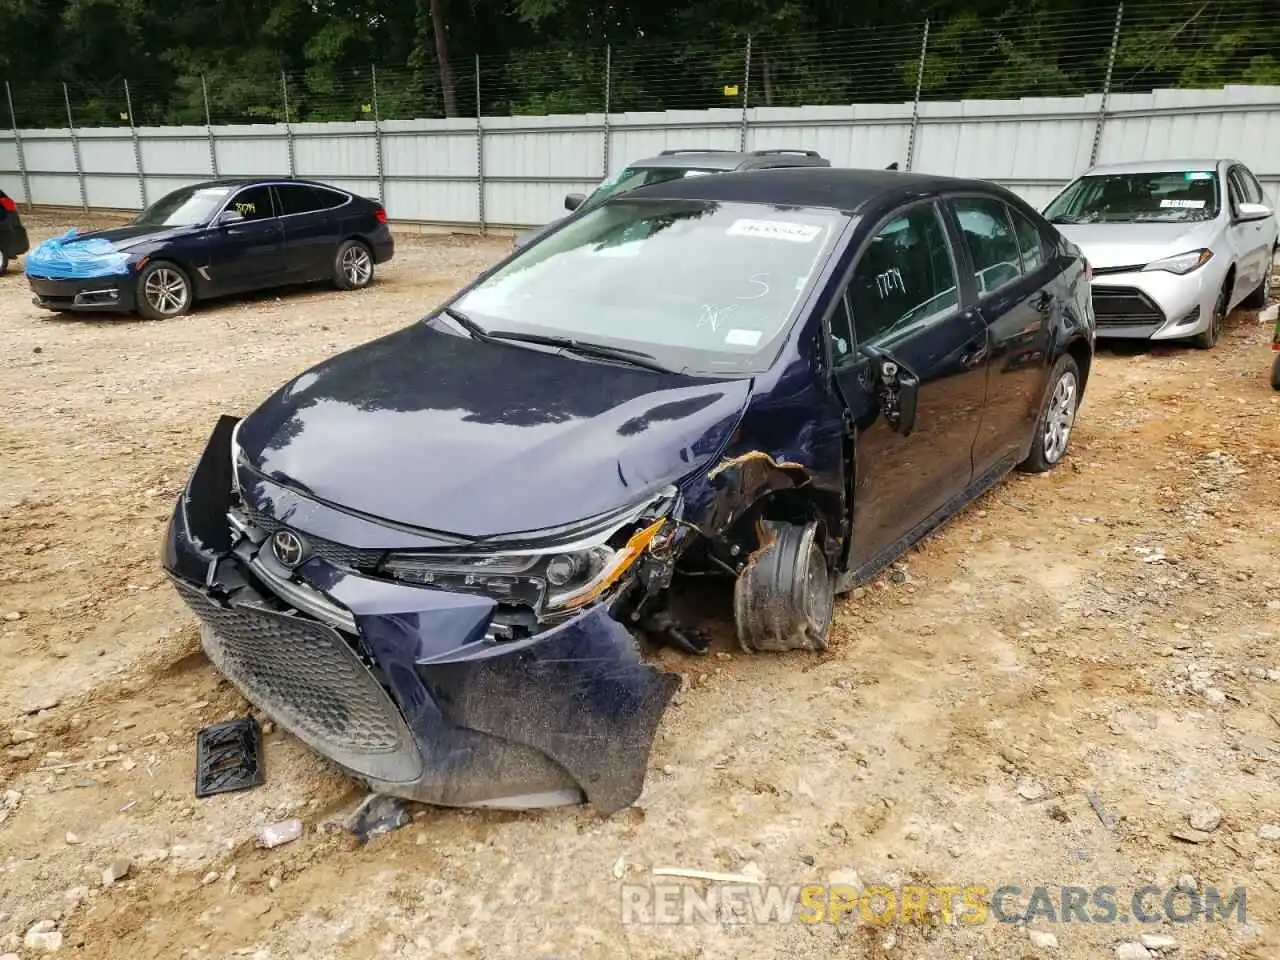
439, 306, 492, 341
485, 329, 674, 374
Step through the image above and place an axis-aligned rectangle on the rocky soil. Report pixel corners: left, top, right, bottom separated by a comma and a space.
1, 211, 1278, 959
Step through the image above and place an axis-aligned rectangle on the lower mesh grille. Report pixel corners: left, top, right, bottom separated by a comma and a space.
1091, 286, 1166, 327
172, 578, 423, 784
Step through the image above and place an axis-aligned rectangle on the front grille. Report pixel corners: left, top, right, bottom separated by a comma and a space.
172, 578, 423, 784
242, 506, 385, 571
1091, 286, 1166, 327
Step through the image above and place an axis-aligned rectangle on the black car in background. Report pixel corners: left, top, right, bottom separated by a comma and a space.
0, 188, 29, 274
25, 178, 394, 319
513, 148, 832, 248
163, 167, 1094, 813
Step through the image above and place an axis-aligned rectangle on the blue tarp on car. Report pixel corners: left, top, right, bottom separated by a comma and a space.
23, 229, 131, 279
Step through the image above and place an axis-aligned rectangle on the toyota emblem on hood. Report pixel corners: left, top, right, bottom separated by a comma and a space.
271, 529, 308, 568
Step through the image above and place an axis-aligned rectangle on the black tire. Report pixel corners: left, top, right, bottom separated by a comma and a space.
333, 239, 374, 290
1272, 354, 1280, 392
135, 260, 192, 320
1242, 247, 1275, 309
734, 521, 834, 654
0, 251, 8, 275
1192, 282, 1229, 349
1018, 353, 1081, 474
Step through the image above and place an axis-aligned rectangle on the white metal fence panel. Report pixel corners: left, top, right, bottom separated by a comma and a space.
1, 85, 1278, 226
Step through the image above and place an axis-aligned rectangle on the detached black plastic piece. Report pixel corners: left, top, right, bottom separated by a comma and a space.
641, 607, 711, 656
195, 716, 265, 798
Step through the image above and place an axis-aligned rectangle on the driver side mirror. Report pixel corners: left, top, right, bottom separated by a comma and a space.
1236, 201, 1274, 222
564, 193, 585, 212
215, 209, 245, 227
863, 347, 919, 437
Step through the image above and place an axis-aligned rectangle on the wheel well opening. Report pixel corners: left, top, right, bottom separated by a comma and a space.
1066, 338, 1092, 393
722, 491, 831, 565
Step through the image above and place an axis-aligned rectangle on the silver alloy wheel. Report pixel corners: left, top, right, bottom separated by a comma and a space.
341, 245, 372, 286
143, 267, 189, 316
1043, 370, 1078, 464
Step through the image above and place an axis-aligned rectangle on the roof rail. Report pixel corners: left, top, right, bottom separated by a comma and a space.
749, 149, 822, 158
657, 148, 737, 155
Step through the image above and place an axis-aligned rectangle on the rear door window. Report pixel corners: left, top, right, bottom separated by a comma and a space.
275, 184, 325, 216
951, 197, 1024, 296
311, 187, 350, 210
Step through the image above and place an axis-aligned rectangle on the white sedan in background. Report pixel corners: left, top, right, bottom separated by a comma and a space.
1043, 159, 1277, 348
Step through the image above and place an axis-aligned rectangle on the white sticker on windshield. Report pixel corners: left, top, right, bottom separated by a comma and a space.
725, 328, 763, 346
726, 219, 822, 243
1160, 198, 1206, 209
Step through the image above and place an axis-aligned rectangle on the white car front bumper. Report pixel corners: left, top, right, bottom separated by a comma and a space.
1089, 260, 1226, 340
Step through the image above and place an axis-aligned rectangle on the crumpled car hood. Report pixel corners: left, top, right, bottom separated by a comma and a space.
236, 322, 752, 539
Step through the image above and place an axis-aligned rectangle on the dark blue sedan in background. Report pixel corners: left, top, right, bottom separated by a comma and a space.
25, 177, 394, 319
162, 167, 1094, 813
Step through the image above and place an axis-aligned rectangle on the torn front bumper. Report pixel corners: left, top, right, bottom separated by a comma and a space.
162, 416, 681, 813
28, 273, 137, 313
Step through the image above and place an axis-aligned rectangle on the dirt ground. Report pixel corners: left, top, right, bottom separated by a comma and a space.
1, 210, 1278, 960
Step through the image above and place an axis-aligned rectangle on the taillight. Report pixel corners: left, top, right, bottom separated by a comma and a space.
375, 206, 387, 224
0, 196, 15, 213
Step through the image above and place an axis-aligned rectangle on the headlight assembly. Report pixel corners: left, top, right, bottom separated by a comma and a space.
378, 493, 675, 615
1142, 248, 1213, 275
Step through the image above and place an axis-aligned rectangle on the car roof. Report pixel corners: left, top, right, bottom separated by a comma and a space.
624, 166, 1015, 214
179, 177, 351, 192
628, 149, 828, 171
1082, 159, 1232, 175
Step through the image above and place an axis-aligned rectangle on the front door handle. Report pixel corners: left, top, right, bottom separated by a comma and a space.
961, 339, 988, 368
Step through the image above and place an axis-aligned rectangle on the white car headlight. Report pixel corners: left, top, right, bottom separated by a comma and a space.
1142, 249, 1213, 275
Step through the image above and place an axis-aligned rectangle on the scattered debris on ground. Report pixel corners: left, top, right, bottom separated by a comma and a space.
0, 213, 1276, 959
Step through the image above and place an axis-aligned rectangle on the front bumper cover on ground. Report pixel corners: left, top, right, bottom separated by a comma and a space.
162, 416, 681, 812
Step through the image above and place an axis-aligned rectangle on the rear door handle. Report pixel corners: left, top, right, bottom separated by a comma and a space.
961, 339, 988, 368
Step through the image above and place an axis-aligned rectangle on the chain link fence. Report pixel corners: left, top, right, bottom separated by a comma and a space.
4, 1, 1276, 130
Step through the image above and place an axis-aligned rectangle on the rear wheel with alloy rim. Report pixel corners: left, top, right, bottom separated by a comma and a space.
1018, 353, 1081, 474
1192, 283, 1228, 349
333, 240, 374, 290
136, 261, 192, 320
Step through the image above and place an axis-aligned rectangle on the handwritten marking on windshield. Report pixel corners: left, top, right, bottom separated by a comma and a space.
876, 267, 905, 299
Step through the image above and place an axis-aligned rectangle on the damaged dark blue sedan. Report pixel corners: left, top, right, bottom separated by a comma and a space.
162, 168, 1095, 813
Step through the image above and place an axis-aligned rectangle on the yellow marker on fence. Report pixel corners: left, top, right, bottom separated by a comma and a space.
723, 85, 739, 97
